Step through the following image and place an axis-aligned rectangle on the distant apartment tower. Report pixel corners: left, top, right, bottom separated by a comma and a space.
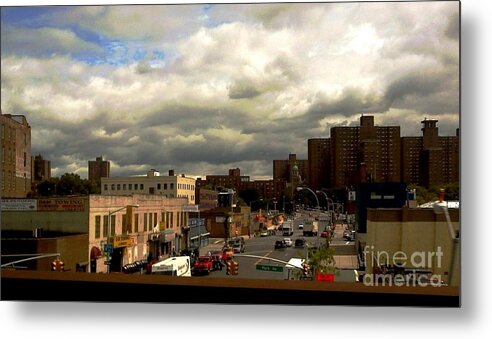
88, 156, 110, 181
329, 115, 401, 188
401, 119, 459, 188
1, 113, 32, 198
308, 138, 331, 191
32, 154, 51, 183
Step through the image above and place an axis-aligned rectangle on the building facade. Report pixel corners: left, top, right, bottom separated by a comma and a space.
32, 154, 51, 184
330, 116, 401, 188
308, 138, 331, 191
365, 206, 460, 286
1, 113, 32, 198
101, 169, 196, 204
401, 119, 459, 188
88, 156, 110, 182
1, 194, 191, 273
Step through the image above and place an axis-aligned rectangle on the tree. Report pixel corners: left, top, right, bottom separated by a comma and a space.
308, 245, 337, 275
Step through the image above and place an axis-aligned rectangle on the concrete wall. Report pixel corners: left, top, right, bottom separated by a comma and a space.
1, 197, 90, 233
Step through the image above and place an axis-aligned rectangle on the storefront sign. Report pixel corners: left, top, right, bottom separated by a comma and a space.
113, 238, 134, 248
1, 199, 37, 211
182, 204, 199, 212
37, 198, 85, 212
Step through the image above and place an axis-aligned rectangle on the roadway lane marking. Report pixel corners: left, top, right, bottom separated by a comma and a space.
254, 250, 273, 265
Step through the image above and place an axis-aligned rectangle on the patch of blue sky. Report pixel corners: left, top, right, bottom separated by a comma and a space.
1, 6, 69, 28
105, 40, 129, 66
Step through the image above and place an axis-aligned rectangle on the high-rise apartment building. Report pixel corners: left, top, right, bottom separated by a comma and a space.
308, 138, 331, 191
401, 119, 459, 188
88, 156, 110, 182
306, 115, 457, 190
1, 113, 32, 198
329, 115, 401, 188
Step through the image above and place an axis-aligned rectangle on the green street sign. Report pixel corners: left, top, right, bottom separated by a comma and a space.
256, 264, 283, 272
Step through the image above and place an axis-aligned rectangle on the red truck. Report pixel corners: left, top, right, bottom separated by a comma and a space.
192, 256, 213, 275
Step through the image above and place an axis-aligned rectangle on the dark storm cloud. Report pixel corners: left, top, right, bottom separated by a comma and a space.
306, 87, 387, 118
383, 71, 458, 113
228, 81, 261, 99
445, 12, 460, 41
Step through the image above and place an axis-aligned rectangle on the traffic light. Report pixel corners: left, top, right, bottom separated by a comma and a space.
231, 260, 238, 275
51, 259, 64, 271
51, 259, 58, 271
226, 261, 232, 275
302, 262, 310, 277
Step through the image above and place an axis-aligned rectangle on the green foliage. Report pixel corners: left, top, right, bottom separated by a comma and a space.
408, 183, 460, 205
35, 173, 99, 196
308, 244, 337, 274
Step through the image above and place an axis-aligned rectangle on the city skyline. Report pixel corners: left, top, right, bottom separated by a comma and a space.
1, 1, 460, 180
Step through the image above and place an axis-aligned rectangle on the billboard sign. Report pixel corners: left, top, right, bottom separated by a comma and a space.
1, 199, 37, 211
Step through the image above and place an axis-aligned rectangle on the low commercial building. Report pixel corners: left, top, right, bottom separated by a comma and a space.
101, 169, 196, 204
1, 194, 192, 273
363, 206, 460, 286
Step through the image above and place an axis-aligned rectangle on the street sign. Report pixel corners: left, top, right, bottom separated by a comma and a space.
256, 264, 283, 272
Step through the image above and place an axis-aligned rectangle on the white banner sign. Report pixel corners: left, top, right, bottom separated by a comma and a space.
1, 199, 37, 211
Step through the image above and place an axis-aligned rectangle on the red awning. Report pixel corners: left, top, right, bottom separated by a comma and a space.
90, 246, 102, 259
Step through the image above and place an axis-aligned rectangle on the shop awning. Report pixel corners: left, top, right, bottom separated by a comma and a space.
90, 246, 102, 259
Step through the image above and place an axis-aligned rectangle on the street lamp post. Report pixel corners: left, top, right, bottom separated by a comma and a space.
106, 204, 139, 273
433, 202, 459, 286
296, 187, 320, 209
297, 187, 321, 249
316, 190, 334, 227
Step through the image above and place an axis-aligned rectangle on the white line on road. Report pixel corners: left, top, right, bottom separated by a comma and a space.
254, 250, 273, 265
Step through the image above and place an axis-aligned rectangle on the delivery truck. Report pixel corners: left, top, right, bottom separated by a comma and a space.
151, 256, 191, 277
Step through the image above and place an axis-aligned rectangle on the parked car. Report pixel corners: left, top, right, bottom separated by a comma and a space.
298, 223, 304, 230
274, 240, 286, 250
260, 230, 269, 237
320, 230, 329, 238
233, 242, 245, 253
192, 256, 213, 275
294, 238, 306, 247
283, 238, 293, 247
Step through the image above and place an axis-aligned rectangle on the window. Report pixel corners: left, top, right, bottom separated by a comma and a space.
157, 183, 161, 190
144, 213, 148, 232
140, 184, 144, 190
117, 184, 121, 190
104, 184, 108, 191
134, 213, 139, 233
164, 183, 168, 190
149, 213, 153, 229
154, 213, 158, 227
170, 183, 174, 190
111, 215, 116, 236
111, 184, 115, 191
95, 216, 101, 239
103, 215, 109, 237
123, 184, 126, 190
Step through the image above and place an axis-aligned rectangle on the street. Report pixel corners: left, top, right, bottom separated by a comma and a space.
198, 217, 358, 281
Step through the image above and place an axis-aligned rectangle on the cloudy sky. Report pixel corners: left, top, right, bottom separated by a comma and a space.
1, 1, 460, 180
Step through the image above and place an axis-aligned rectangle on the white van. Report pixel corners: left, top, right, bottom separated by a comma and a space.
284, 258, 305, 280
151, 256, 191, 277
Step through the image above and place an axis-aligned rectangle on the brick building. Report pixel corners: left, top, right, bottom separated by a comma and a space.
308, 138, 331, 191
1, 113, 32, 198
88, 156, 110, 182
